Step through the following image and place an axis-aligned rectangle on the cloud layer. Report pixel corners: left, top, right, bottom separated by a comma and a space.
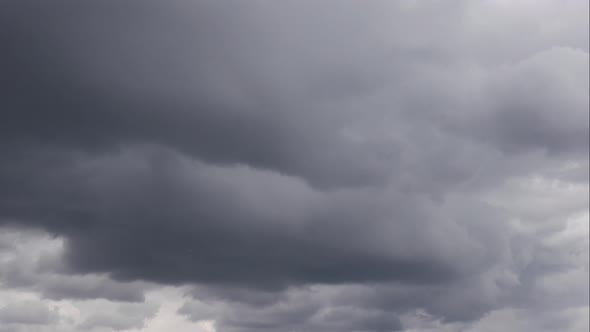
0, 1, 588, 331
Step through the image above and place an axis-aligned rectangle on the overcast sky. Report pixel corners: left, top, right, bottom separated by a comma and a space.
0, 1, 588, 331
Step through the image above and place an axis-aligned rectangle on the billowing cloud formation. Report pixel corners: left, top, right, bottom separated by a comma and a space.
0, 1, 588, 331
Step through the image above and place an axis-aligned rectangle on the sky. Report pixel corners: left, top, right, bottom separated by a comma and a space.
0, 1, 588, 331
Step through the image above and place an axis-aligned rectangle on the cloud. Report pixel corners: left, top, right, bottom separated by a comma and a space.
0, 1, 587, 331
79, 302, 158, 331
0, 300, 59, 326
448, 47, 589, 155
0, 147, 508, 290
0, 227, 149, 303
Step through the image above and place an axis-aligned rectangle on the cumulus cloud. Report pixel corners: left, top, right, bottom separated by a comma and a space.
0, 0, 587, 331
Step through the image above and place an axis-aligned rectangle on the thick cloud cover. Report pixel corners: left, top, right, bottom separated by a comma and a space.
0, 1, 588, 331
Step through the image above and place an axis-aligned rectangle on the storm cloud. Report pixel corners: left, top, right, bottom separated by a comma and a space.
0, 1, 588, 332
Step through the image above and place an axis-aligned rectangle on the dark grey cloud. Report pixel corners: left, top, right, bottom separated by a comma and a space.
2, 147, 490, 288
0, 1, 588, 332
179, 285, 406, 332
0, 0, 392, 189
